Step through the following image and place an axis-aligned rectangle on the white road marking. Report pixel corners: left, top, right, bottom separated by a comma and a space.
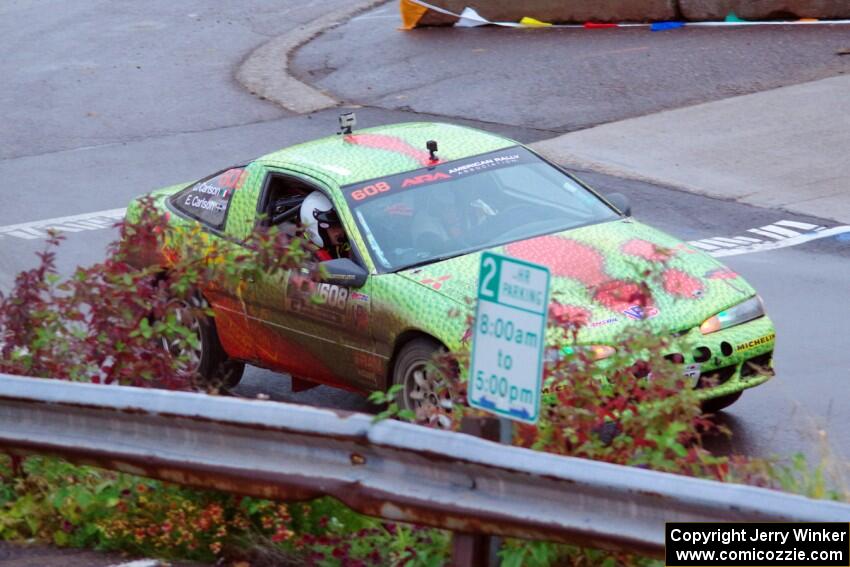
107, 560, 161, 567
747, 227, 794, 240
774, 220, 820, 230
710, 236, 763, 244
687, 219, 847, 258
0, 208, 126, 240
698, 238, 741, 248
688, 240, 721, 251
711, 226, 850, 257
751, 224, 803, 238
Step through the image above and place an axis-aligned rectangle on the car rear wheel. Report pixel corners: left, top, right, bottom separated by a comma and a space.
392, 338, 455, 429
701, 391, 742, 413
161, 296, 244, 393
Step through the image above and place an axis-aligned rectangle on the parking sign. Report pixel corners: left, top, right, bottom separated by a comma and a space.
469, 252, 550, 424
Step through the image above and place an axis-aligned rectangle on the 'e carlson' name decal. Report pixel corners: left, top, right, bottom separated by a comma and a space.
736, 333, 775, 352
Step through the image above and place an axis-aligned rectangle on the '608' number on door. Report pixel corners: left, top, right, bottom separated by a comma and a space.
317, 283, 348, 309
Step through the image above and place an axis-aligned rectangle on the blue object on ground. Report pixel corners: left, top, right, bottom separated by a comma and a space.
651, 21, 686, 31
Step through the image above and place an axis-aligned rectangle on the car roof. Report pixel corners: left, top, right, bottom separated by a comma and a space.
254, 122, 517, 187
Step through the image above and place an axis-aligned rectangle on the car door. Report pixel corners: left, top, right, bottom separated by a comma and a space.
239, 167, 380, 392
170, 163, 258, 363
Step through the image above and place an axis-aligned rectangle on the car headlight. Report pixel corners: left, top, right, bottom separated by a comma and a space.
700, 296, 765, 334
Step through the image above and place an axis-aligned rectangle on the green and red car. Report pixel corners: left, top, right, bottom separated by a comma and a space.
127, 121, 775, 416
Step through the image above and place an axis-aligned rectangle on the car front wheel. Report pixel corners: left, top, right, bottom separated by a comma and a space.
161, 296, 244, 393
392, 338, 455, 429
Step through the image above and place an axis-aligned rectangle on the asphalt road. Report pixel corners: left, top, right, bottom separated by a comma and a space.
292, 4, 850, 132
3, 0, 849, 472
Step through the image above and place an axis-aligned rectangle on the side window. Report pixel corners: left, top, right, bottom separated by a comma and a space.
260, 174, 314, 228
171, 166, 247, 229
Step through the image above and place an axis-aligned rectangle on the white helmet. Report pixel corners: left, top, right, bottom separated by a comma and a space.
300, 191, 336, 247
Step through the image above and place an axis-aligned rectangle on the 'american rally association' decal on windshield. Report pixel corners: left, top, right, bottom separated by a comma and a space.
343, 146, 533, 205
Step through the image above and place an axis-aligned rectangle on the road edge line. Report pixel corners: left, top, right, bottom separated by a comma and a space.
236, 0, 391, 114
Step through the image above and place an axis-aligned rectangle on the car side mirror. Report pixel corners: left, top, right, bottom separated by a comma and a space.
320, 258, 368, 288
607, 192, 632, 217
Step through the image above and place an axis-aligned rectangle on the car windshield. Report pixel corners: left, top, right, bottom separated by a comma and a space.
342, 146, 619, 272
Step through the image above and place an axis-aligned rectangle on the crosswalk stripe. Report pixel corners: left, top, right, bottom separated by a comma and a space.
708, 236, 762, 245
712, 225, 850, 257
0, 208, 126, 240
756, 224, 802, 238
688, 240, 720, 250
698, 238, 741, 248
774, 220, 820, 230
3, 228, 46, 240
748, 228, 792, 240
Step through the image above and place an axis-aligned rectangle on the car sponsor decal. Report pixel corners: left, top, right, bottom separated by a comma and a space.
446, 152, 524, 176
173, 167, 246, 229
350, 181, 391, 201
736, 333, 775, 352
401, 172, 451, 187
589, 317, 619, 328
622, 305, 660, 321
286, 275, 351, 324
341, 146, 531, 205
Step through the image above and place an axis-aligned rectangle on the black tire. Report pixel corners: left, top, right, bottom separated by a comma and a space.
701, 391, 742, 413
392, 338, 455, 428
162, 296, 244, 393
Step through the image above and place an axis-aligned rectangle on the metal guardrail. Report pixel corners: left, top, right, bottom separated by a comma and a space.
0, 373, 848, 557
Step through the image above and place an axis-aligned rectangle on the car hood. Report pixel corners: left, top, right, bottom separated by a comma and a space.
397, 219, 756, 342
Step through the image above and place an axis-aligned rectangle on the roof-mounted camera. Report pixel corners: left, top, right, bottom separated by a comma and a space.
427, 140, 438, 162
338, 112, 356, 135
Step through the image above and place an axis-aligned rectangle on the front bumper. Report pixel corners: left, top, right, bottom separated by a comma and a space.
669, 315, 776, 400
542, 315, 776, 399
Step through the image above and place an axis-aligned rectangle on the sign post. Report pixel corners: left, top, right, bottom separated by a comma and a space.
469, 252, 550, 424
452, 252, 550, 565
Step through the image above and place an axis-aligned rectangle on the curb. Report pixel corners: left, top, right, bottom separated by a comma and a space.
236, 0, 390, 115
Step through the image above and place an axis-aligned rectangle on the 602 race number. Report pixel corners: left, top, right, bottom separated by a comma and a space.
351, 181, 390, 201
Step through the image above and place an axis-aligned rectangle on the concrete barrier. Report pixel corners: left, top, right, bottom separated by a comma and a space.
430, 0, 677, 23
400, 0, 850, 25
679, 0, 850, 20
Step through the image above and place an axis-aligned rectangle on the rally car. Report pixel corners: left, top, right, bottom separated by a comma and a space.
126, 120, 775, 418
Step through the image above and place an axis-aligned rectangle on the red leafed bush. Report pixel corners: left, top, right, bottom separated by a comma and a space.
0, 198, 309, 389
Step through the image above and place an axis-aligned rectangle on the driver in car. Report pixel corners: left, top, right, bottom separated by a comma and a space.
301, 191, 351, 261
412, 190, 498, 256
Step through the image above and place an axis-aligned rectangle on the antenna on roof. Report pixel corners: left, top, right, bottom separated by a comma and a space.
338, 112, 356, 135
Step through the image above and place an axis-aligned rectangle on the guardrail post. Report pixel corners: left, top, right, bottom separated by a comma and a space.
451, 416, 504, 567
